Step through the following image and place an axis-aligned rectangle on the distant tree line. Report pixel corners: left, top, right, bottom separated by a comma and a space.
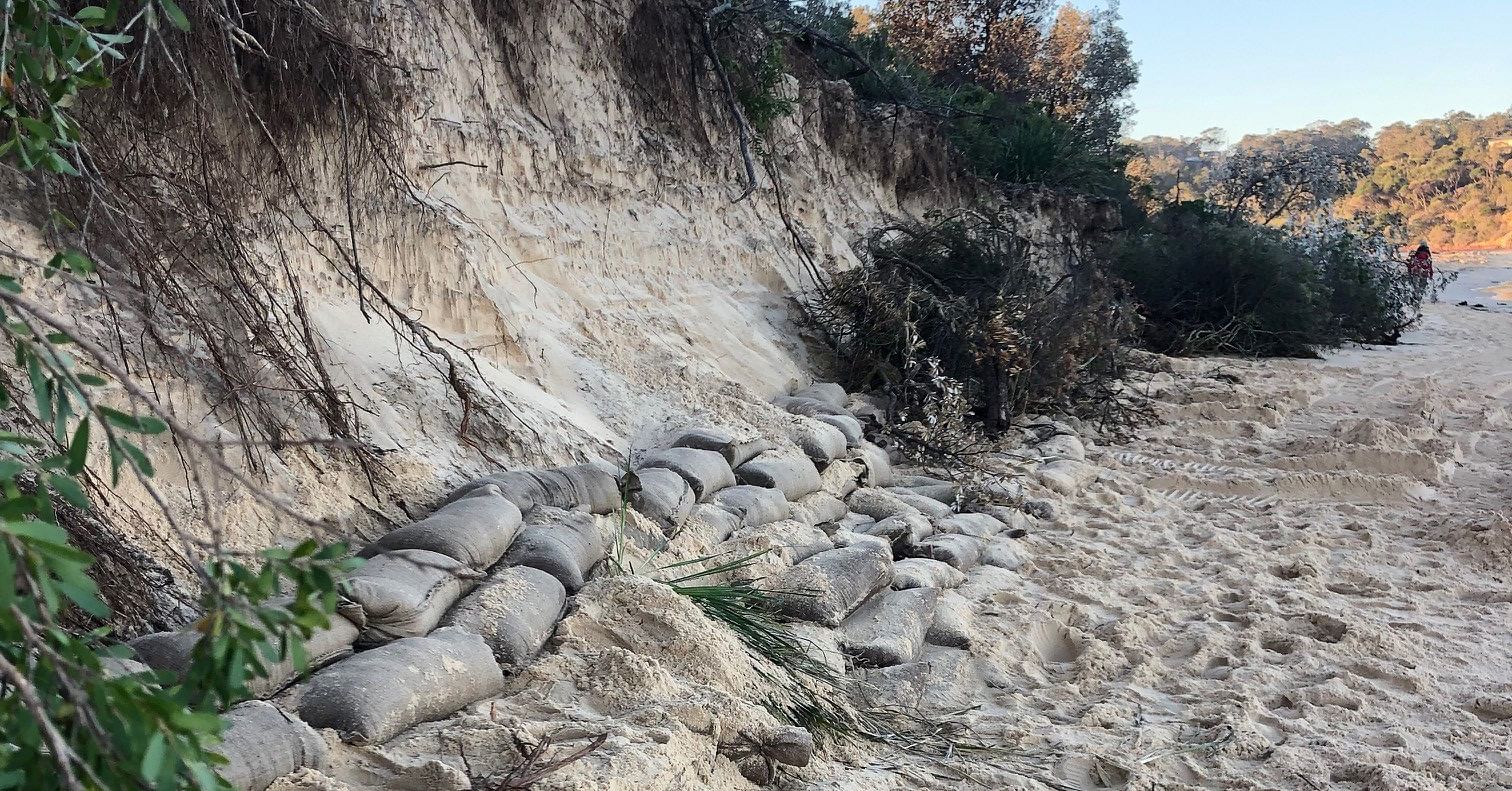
1128, 111, 1512, 249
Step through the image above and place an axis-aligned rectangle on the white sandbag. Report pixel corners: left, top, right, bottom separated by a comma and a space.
735, 452, 823, 501
856, 514, 932, 554
835, 511, 876, 532
217, 701, 328, 791
501, 506, 607, 593
1036, 433, 1086, 462
852, 441, 895, 487
934, 513, 1003, 539
130, 608, 360, 698
892, 474, 955, 488
982, 538, 1031, 570
360, 484, 521, 570
974, 505, 1034, 535
925, 590, 975, 648
888, 490, 953, 519
847, 487, 921, 521
637, 448, 737, 501
670, 427, 775, 468
819, 459, 864, 499
891, 558, 966, 590
790, 491, 848, 526
790, 418, 848, 464
296, 628, 505, 745
101, 656, 151, 679
838, 587, 938, 668
769, 542, 892, 626
889, 482, 958, 504
689, 503, 743, 544
792, 382, 848, 410
910, 534, 984, 571
831, 529, 890, 553
440, 566, 566, 667
447, 464, 621, 514
773, 395, 851, 419
1037, 459, 1097, 496
628, 467, 696, 532
711, 485, 792, 527
816, 414, 864, 446
339, 549, 478, 647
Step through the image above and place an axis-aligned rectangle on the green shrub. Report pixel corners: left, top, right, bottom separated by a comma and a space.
1113, 205, 1432, 356
806, 210, 1138, 452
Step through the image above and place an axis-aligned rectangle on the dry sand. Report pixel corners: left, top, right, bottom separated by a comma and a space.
272, 276, 1512, 791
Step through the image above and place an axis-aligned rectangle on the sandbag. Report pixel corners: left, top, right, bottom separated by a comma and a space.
853, 441, 895, 487
856, 514, 932, 554
934, 513, 1003, 539
792, 382, 848, 410
892, 474, 955, 489
816, 414, 864, 446
711, 485, 792, 527
440, 566, 566, 667
360, 484, 521, 570
926, 590, 976, 648
847, 487, 921, 521
689, 503, 743, 544
819, 459, 864, 499
982, 538, 1031, 570
1036, 433, 1086, 462
297, 627, 505, 745
736, 452, 822, 501
637, 448, 736, 501
768, 542, 892, 626
217, 701, 328, 791
790, 418, 848, 464
891, 558, 966, 590
339, 549, 478, 647
101, 656, 151, 679
836, 511, 876, 533
831, 529, 890, 553
501, 506, 607, 592
889, 490, 953, 519
628, 467, 696, 533
130, 609, 359, 698
889, 483, 958, 505
974, 505, 1034, 535
910, 534, 984, 571
773, 395, 851, 419
790, 491, 848, 527
670, 427, 774, 468
446, 463, 622, 514
1037, 459, 1097, 497
838, 587, 938, 668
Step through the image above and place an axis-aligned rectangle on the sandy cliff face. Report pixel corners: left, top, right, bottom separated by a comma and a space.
0, 0, 1107, 576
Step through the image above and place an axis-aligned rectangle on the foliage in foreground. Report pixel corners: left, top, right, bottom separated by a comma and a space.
1113, 204, 1437, 357
806, 210, 1138, 458
2, 3, 355, 789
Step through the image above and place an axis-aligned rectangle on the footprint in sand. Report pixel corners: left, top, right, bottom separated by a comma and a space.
1029, 621, 1085, 664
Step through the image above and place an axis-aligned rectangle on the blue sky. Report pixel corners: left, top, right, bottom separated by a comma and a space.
1120, 0, 1512, 140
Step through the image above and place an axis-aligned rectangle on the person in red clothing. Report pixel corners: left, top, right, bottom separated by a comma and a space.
1408, 241, 1434, 278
